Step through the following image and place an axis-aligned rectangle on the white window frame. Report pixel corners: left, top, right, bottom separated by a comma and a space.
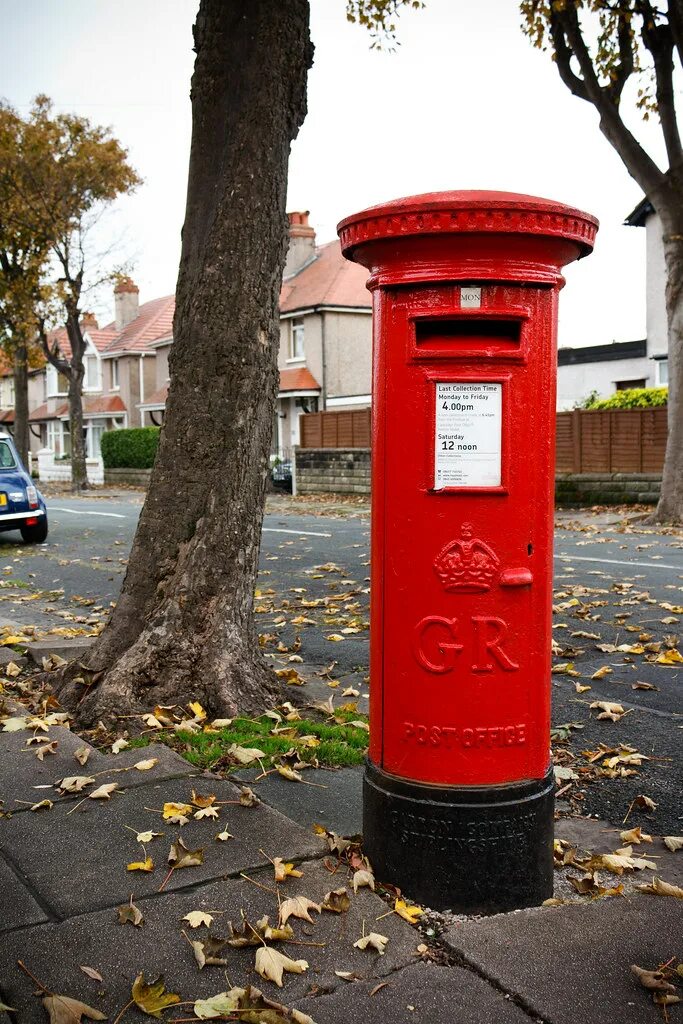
289, 317, 305, 362
656, 358, 668, 386
111, 358, 120, 390
83, 348, 101, 392
46, 364, 68, 398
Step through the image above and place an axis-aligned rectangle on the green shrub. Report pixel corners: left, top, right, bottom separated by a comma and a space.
100, 427, 160, 468
579, 386, 668, 410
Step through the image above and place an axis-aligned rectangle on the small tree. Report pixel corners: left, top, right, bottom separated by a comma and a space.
0, 97, 140, 489
521, 1, 683, 523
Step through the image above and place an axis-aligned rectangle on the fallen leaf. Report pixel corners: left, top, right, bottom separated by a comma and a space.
194, 806, 219, 820
591, 666, 613, 680
277, 766, 304, 782
112, 738, 129, 754
127, 857, 154, 872
255, 946, 309, 988
663, 836, 683, 852
162, 801, 193, 822
42, 995, 107, 1024
193, 992, 240, 1020
168, 837, 204, 869
191, 934, 229, 969
656, 648, 683, 665
188, 701, 206, 721
394, 898, 423, 924
215, 829, 233, 842
631, 964, 677, 993
636, 876, 683, 898
30, 799, 53, 812
79, 965, 104, 982
273, 857, 304, 882
183, 910, 214, 929
74, 746, 91, 766
590, 701, 627, 723
57, 775, 95, 793
89, 782, 119, 800
352, 869, 375, 892
132, 973, 181, 1017
117, 899, 144, 927
353, 932, 389, 955
132, 758, 159, 771
239, 786, 260, 807
322, 887, 351, 914
228, 743, 266, 765
279, 896, 321, 926
35, 740, 58, 761
619, 827, 653, 845
135, 830, 163, 844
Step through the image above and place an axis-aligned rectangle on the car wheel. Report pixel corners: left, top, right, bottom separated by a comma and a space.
20, 519, 48, 544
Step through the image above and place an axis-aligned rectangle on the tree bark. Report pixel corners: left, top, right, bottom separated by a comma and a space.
54, 0, 313, 725
652, 209, 683, 522
12, 336, 29, 467
66, 313, 88, 491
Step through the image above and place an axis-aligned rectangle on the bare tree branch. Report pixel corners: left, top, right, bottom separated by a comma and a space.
638, 0, 683, 168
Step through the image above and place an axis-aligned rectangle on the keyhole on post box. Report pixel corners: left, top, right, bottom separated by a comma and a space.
527, 543, 533, 556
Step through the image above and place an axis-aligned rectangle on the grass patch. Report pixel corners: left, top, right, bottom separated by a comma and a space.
156, 714, 368, 772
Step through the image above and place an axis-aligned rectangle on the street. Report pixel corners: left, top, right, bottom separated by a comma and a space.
0, 492, 681, 832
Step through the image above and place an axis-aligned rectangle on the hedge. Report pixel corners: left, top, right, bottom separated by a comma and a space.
579, 386, 668, 410
100, 427, 160, 468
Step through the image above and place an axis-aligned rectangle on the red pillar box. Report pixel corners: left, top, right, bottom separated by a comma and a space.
338, 192, 597, 913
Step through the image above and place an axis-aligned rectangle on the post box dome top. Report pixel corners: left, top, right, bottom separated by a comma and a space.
337, 190, 598, 260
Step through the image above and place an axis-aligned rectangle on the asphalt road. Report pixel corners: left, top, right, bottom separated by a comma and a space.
0, 493, 681, 832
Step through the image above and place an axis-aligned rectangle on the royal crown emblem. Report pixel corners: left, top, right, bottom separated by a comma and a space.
433, 523, 499, 593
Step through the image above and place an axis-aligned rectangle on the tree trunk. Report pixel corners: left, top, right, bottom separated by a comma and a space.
652, 216, 683, 522
54, 0, 312, 725
68, 360, 87, 492
12, 337, 29, 468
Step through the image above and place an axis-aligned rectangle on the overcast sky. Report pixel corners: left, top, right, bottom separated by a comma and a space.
1, 0, 667, 347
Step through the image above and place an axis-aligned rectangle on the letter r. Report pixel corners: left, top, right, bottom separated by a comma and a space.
471, 616, 519, 672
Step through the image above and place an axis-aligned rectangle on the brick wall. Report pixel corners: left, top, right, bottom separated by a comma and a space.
295, 448, 370, 495
555, 473, 661, 505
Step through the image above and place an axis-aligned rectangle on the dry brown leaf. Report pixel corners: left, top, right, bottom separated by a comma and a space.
273, 857, 304, 882
42, 995, 107, 1024
279, 896, 321, 926
79, 965, 104, 982
353, 932, 389, 955
183, 910, 213, 929
352, 868, 375, 892
191, 935, 229, 969
636, 876, 683, 898
322, 887, 351, 914
255, 947, 309, 988
663, 836, 683, 852
631, 964, 677, 993
168, 837, 204, 869
89, 782, 119, 800
619, 827, 653, 845
117, 899, 144, 927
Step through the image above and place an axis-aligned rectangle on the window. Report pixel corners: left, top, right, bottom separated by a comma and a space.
0, 441, 16, 469
289, 318, 305, 360
656, 359, 668, 386
615, 379, 646, 391
111, 358, 120, 390
46, 365, 69, 397
85, 354, 100, 391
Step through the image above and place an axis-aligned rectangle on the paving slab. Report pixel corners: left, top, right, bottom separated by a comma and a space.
26, 636, 96, 664
0, 858, 420, 1019
444, 894, 683, 1024
0, 730, 195, 811
234, 765, 363, 837
0, 775, 324, 917
0, 852, 49, 932
293, 961, 533, 1023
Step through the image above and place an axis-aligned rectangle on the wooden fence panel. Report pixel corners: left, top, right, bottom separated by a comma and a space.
552, 408, 667, 473
299, 406, 667, 472
299, 408, 371, 449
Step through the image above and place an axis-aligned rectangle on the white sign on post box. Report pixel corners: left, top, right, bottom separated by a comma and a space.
434, 382, 502, 489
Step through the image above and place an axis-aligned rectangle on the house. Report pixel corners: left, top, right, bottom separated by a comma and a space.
276, 212, 371, 456
555, 198, 668, 410
137, 212, 373, 458
28, 281, 173, 459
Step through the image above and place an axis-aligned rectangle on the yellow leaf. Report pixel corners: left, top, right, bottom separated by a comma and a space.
273, 857, 304, 882
132, 758, 158, 771
325, 634, 345, 642
162, 801, 193, 820
394, 899, 423, 924
188, 701, 207, 720
591, 666, 613, 680
183, 910, 214, 928
127, 857, 154, 872
656, 649, 683, 665
131, 974, 181, 1018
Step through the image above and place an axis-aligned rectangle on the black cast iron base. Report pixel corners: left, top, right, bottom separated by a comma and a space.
363, 761, 555, 915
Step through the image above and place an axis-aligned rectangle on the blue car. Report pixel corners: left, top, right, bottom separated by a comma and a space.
0, 434, 48, 544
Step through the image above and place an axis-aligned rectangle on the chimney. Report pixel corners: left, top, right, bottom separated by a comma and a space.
284, 211, 316, 278
114, 276, 139, 331
80, 312, 99, 331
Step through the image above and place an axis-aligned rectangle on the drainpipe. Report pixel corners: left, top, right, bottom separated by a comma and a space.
319, 307, 327, 411
138, 355, 145, 426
